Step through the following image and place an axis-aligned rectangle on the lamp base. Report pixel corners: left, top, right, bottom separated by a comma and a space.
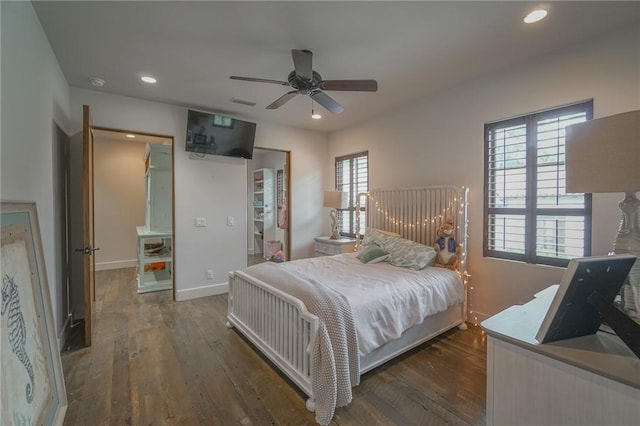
614, 192, 640, 322
329, 208, 339, 240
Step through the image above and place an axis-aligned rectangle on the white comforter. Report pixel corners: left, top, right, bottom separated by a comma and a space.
250, 253, 465, 356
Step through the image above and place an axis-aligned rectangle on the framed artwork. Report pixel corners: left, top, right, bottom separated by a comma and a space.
1, 202, 67, 425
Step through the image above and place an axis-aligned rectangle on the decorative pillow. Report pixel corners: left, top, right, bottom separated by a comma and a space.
384, 238, 437, 270
361, 228, 396, 249
371, 228, 401, 238
356, 244, 389, 264
359, 228, 435, 270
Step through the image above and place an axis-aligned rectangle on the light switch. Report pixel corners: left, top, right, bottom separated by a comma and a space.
195, 217, 207, 227
227, 216, 235, 226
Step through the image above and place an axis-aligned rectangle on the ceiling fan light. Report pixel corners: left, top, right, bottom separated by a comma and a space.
311, 100, 321, 119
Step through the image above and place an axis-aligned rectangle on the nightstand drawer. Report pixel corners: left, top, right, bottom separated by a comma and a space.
315, 241, 342, 255
314, 237, 356, 257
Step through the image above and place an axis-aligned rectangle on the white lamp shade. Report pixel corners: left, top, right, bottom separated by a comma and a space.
565, 110, 640, 194
323, 191, 349, 209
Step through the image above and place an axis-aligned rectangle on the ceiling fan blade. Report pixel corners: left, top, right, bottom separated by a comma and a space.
230, 76, 289, 86
310, 91, 344, 115
318, 79, 378, 92
266, 91, 299, 109
291, 49, 313, 80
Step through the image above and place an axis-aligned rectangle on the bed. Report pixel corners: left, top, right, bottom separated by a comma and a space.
226, 186, 469, 424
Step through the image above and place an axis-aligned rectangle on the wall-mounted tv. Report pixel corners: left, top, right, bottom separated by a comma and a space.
186, 109, 256, 159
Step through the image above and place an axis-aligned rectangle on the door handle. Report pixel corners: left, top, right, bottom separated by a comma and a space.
75, 246, 100, 255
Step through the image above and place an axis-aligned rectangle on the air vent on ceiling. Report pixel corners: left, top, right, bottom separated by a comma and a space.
230, 97, 256, 107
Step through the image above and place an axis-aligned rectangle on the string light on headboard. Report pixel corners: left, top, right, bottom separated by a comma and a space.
460, 194, 477, 326
368, 196, 457, 229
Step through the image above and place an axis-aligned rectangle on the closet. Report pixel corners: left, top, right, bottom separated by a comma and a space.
252, 168, 274, 259
136, 143, 173, 293
247, 149, 289, 265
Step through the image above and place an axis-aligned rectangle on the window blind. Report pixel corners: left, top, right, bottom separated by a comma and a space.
335, 151, 368, 237
484, 102, 592, 266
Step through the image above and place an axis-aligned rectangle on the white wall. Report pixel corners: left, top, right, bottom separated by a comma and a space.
327, 24, 640, 321
1, 2, 71, 338
68, 88, 327, 301
93, 137, 147, 270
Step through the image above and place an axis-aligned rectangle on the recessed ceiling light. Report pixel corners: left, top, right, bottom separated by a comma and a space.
125, 134, 136, 139
89, 77, 105, 87
141, 76, 157, 84
524, 9, 548, 24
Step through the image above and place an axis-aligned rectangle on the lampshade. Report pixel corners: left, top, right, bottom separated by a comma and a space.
565, 109, 640, 323
323, 191, 349, 209
565, 110, 640, 194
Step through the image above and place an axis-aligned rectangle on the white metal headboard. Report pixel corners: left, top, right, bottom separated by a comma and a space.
356, 185, 469, 275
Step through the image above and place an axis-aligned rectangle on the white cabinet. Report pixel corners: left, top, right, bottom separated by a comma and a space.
252, 168, 274, 259
144, 144, 172, 233
136, 227, 172, 293
314, 237, 356, 257
481, 287, 640, 425
137, 144, 172, 293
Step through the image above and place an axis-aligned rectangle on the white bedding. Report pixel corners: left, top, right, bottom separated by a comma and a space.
248, 253, 465, 356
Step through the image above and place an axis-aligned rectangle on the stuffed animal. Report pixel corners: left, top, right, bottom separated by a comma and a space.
433, 218, 462, 270
269, 250, 286, 263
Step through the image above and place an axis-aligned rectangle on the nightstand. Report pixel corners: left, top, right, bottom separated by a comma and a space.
314, 236, 357, 257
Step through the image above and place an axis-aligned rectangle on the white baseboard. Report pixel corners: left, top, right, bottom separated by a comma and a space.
96, 260, 137, 271
176, 282, 228, 301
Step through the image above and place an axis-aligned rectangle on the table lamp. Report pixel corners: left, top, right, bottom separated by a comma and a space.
323, 191, 348, 239
565, 110, 640, 319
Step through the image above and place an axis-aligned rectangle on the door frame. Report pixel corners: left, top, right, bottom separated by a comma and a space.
81, 105, 95, 346
251, 147, 291, 262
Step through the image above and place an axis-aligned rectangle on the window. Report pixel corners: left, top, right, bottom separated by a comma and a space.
484, 101, 593, 267
335, 151, 368, 237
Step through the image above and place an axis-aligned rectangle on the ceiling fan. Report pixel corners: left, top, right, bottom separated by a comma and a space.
230, 49, 378, 115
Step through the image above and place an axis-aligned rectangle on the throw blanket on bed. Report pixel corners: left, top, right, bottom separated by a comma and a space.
245, 261, 360, 425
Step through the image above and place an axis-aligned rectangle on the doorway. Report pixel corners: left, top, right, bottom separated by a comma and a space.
92, 129, 174, 293
64, 126, 174, 349
247, 148, 291, 266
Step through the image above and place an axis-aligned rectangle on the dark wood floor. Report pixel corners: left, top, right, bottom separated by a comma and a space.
61, 268, 487, 425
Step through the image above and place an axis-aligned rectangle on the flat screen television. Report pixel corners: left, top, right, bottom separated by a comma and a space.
185, 109, 256, 159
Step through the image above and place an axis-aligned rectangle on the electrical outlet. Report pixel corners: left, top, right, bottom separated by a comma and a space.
196, 217, 207, 227
206, 269, 214, 280
227, 216, 234, 226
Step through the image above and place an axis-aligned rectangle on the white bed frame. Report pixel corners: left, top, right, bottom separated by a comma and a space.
227, 186, 469, 412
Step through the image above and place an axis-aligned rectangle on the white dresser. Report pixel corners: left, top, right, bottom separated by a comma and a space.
314, 236, 356, 257
481, 286, 640, 426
